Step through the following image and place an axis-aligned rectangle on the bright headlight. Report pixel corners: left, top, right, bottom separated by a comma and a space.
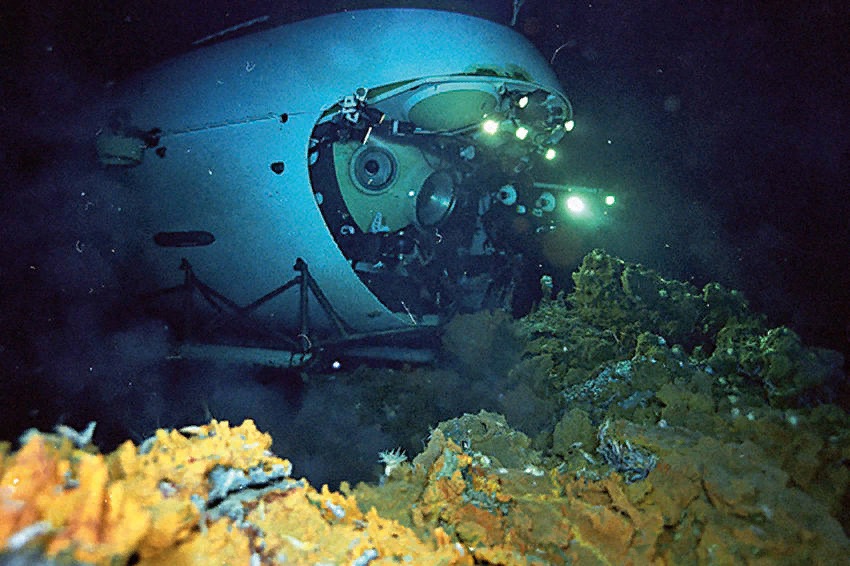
566, 195, 585, 213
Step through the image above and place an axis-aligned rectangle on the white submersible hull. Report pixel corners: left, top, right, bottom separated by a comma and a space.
96, 9, 574, 366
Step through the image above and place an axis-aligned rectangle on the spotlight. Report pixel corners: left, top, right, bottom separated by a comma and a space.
566, 195, 585, 213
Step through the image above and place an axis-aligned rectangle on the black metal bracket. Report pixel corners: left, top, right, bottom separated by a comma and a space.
142, 257, 442, 367
145, 257, 356, 354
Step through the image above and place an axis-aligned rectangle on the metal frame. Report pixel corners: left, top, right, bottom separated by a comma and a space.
145, 257, 439, 367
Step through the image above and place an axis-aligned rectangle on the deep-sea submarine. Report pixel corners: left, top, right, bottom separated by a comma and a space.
95, 9, 601, 368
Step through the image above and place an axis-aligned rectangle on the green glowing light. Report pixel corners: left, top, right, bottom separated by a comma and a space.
566, 195, 585, 213
482, 119, 499, 134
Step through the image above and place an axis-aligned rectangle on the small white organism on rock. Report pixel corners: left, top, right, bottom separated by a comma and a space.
378, 447, 408, 477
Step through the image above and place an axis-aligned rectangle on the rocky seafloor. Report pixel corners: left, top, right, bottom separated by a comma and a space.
2, 249, 849, 565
